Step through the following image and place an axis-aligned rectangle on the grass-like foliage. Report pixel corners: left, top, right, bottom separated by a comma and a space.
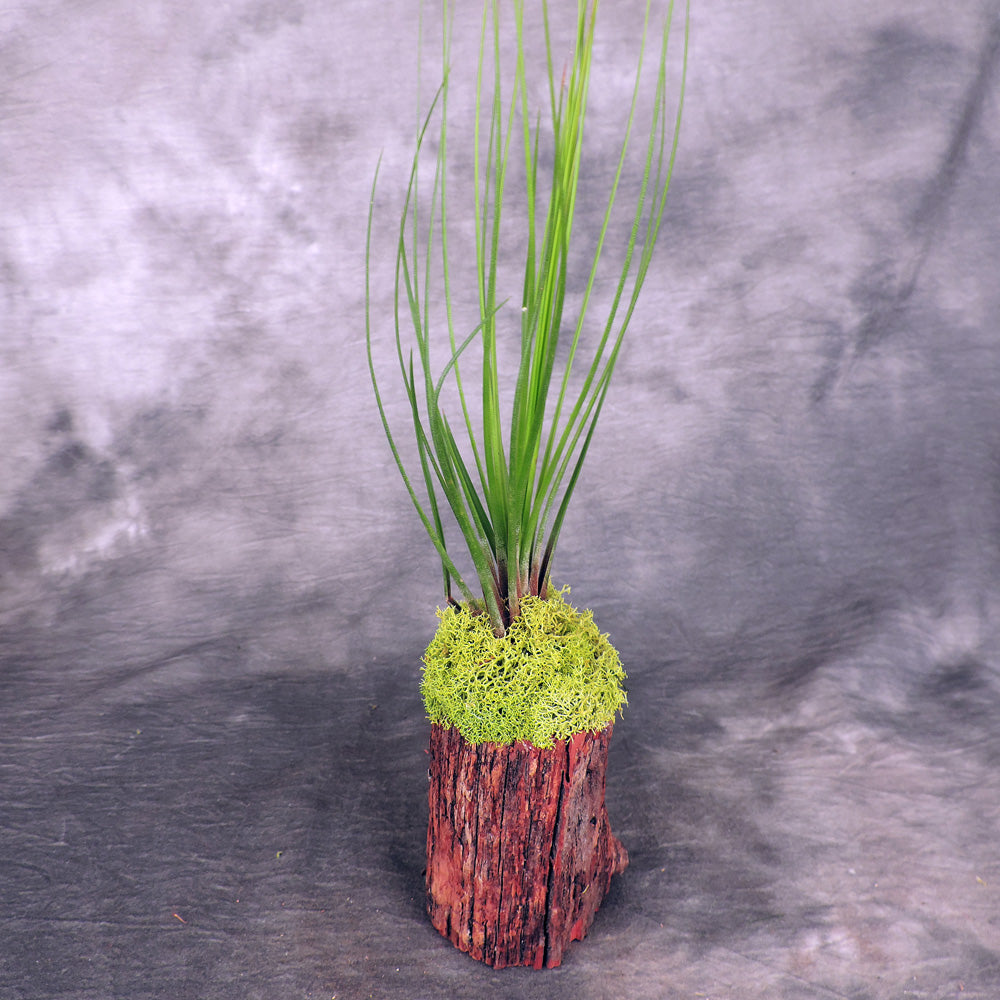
366, 0, 688, 636
422, 587, 626, 747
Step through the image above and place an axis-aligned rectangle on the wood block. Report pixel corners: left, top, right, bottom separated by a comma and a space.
425, 723, 627, 968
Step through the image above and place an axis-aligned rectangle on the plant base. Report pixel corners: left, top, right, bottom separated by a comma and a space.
425, 723, 627, 969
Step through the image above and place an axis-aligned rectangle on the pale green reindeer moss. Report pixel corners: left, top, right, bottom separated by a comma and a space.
421, 588, 626, 748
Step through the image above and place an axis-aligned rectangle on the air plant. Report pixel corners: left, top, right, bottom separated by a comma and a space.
366, 0, 688, 637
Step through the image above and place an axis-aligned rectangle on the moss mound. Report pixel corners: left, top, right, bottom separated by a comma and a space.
421, 588, 627, 748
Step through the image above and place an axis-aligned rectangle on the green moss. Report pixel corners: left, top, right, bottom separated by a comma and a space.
421, 587, 627, 748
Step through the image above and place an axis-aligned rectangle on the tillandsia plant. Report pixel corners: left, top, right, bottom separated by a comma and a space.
365, 0, 688, 639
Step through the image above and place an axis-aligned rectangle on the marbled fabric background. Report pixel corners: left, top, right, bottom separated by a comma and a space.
3, 1, 999, 998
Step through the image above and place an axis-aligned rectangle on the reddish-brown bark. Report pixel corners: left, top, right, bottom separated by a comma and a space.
425, 723, 627, 969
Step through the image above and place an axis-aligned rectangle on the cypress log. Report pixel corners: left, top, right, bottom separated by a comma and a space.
425, 722, 627, 969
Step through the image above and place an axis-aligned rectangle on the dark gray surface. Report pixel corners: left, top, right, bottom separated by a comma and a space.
3, 1, 1000, 997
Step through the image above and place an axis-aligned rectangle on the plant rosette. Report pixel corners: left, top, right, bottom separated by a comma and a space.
422, 587, 626, 749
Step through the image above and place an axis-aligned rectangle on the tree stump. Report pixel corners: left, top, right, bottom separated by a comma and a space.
425, 723, 627, 969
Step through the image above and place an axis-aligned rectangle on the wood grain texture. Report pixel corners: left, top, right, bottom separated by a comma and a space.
425, 723, 627, 969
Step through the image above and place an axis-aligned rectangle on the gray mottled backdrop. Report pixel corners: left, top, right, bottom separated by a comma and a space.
3, 2, 1000, 998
